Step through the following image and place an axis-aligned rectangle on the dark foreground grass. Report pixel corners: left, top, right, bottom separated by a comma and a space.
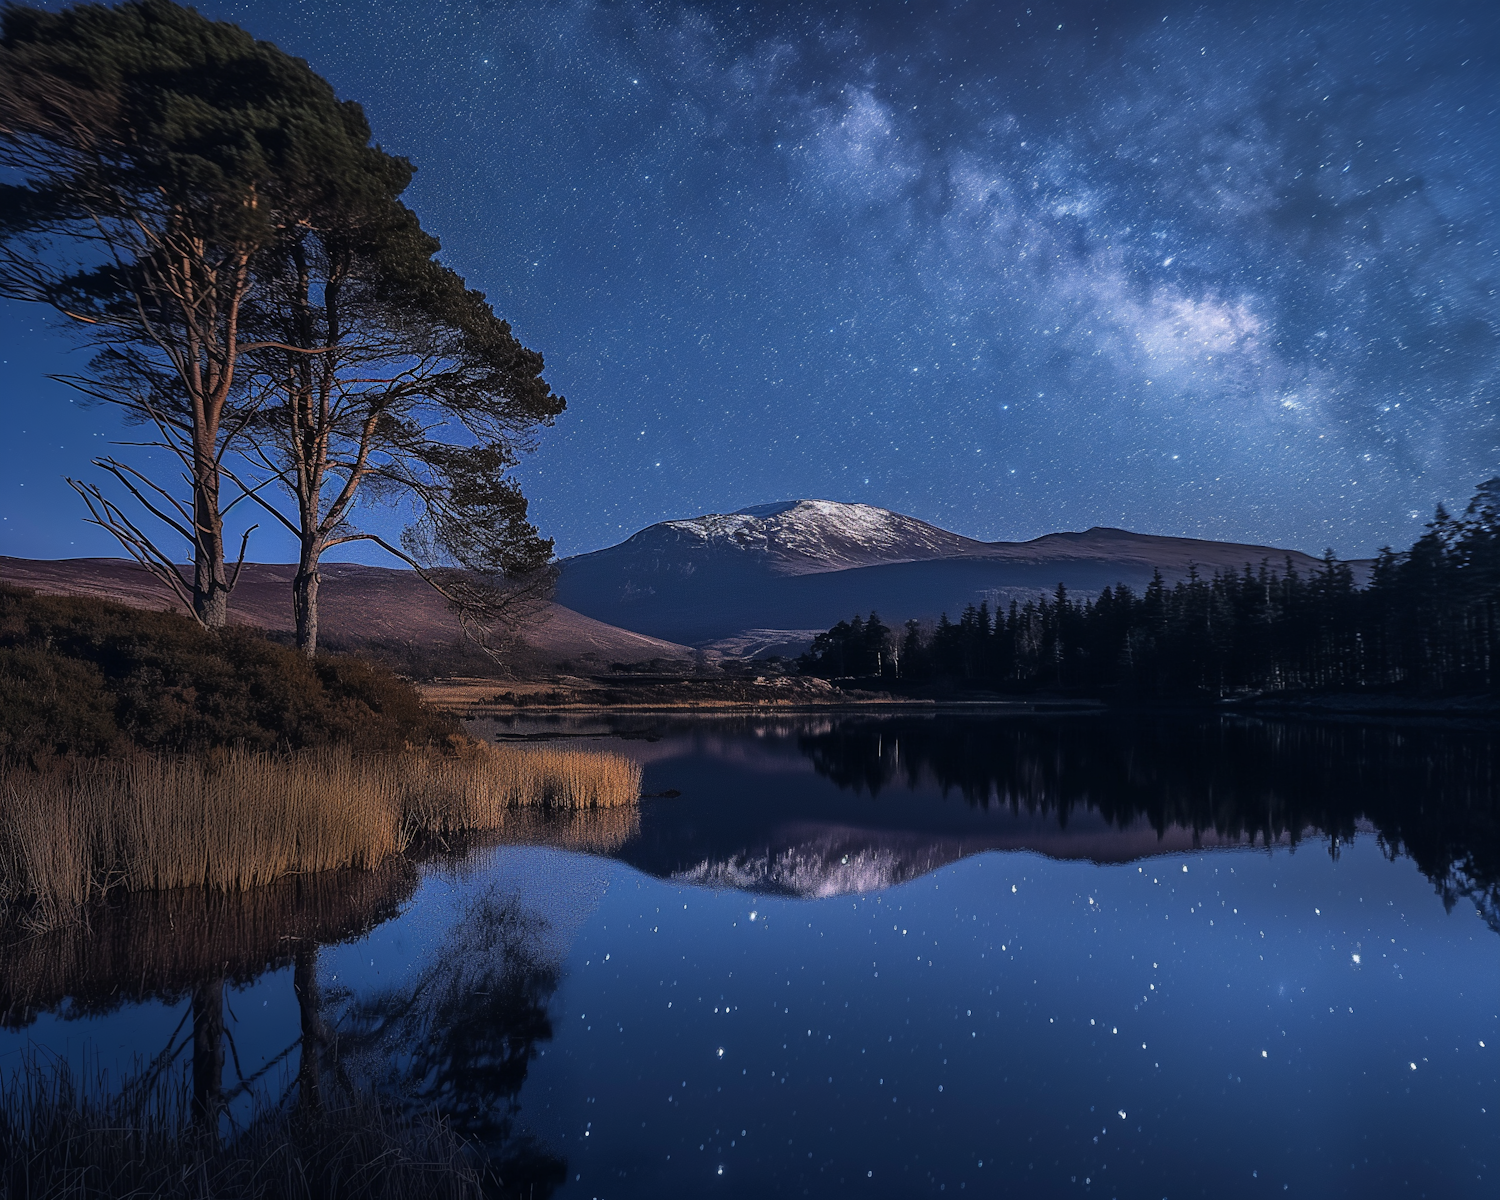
0, 1058, 489, 1200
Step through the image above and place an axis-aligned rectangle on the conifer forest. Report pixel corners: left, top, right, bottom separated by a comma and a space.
800, 478, 1500, 696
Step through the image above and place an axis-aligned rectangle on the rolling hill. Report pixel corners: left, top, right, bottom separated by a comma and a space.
0, 557, 696, 671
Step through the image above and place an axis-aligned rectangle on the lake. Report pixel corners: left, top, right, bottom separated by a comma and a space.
3, 712, 1497, 1198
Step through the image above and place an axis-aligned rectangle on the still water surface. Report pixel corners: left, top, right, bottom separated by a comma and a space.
3, 714, 1498, 1197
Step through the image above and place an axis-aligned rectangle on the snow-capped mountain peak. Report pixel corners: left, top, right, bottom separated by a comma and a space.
650, 499, 985, 575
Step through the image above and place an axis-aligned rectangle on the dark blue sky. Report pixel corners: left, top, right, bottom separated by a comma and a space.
4, 0, 1499, 560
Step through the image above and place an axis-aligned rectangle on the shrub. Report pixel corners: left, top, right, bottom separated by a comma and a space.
0, 585, 458, 759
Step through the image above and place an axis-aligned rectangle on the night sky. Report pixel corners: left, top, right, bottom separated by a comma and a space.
3, 0, 1499, 561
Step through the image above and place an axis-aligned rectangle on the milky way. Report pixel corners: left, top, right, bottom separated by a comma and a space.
3, 0, 1498, 559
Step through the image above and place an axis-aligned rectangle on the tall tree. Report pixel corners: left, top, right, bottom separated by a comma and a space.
240, 197, 564, 656
0, 0, 406, 626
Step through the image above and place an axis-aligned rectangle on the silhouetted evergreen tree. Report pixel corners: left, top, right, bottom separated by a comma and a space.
798, 611, 893, 678
799, 477, 1500, 698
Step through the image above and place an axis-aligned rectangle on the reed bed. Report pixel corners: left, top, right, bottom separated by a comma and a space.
0, 745, 641, 931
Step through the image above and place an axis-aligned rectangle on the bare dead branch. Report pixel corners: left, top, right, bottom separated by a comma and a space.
225, 523, 258, 596
66, 477, 198, 620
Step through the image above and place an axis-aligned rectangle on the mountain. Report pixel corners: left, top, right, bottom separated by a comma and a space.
554, 499, 1348, 647
5, 502, 1357, 670
0, 557, 695, 671
606, 499, 994, 576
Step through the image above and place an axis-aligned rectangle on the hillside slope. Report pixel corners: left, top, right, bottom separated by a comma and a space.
0, 558, 694, 672
556, 500, 1349, 645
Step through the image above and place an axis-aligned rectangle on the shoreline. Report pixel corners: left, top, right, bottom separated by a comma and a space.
418, 676, 1500, 720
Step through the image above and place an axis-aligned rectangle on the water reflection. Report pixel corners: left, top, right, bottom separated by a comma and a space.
1, 862, 419, 1137
4, 714, 1499, 1198
0, 854, 571, 1193
0, 860, 417, 1028
794, 716, 1500, 926
333, 887, 567, 1195
475, 712, 1500, 933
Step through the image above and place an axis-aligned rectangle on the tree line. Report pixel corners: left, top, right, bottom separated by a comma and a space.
800, 477, 1500, 697
1, 0, 560, 656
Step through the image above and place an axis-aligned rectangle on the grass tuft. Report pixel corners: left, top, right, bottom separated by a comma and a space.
0, 744, 641, 932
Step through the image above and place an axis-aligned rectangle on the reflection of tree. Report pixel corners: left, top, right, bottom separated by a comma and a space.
0, 862, 418, 1029
294, 944, 328, 1114
334, 888, 567, 1197
799, 716, 1500, 930
191, 975, 227, 1135
0, 859, 495, 1194
0, 857, 569, 1192
0, 860, 421, 1146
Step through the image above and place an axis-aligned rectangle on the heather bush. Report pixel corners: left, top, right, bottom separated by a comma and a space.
0, 585, 457, 759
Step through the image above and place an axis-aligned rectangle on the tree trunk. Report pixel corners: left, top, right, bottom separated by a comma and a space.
192, 466, 230, 628
293, 944, 326, 1112
293, 545, 322, 657
191, 974, 226, 1137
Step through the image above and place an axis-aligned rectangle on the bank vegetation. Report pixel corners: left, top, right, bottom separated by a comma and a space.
0, 745, 641, 932
0, 585, 641, 932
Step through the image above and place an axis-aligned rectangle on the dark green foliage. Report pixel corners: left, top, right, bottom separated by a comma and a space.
0, 585, 457, 759
0, 0, 430, 628
248, 165, 565, 654
0, 0, 403, 293
2, 2, 563, 647
797, 612, 894, 678
801, 477, 1500, 699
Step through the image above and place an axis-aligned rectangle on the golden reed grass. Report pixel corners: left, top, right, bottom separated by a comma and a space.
0, 744, 641, 931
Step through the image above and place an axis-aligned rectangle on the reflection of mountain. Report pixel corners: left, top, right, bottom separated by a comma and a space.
582, 714, 1500, 928
669, 815, 1260, 899
796, 716, 1500, 923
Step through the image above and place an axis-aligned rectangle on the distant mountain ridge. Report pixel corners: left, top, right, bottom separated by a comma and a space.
3, 502, 1360, 668
556, 499, 1353, 648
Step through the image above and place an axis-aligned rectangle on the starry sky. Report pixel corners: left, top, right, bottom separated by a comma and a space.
3, 0, 1499, 561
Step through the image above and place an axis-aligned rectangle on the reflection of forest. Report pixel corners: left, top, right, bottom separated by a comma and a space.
0, 862, 568, 1197
799, 716, 1500, 928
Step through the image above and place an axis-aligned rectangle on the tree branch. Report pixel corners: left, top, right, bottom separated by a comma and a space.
66, 477, 199, 620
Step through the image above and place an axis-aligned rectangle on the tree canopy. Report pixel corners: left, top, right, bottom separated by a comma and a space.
0, 0, 412, 624
1, 1, 565, 653
240, 155, 564, 654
